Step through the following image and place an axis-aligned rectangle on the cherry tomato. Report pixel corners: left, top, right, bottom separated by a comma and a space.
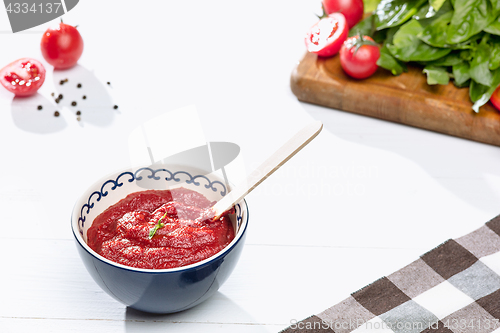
305, 13, 348, 58
322, 0, 364, 29
491, 86, 500, 111
40, 22, 83, 69
0, 58, 46, 97
340, 35, 380, 79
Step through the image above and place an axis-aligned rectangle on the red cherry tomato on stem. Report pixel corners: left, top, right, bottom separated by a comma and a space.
41, 22, 84, 69
305, 13, 348, 58
322, 0, 364, 29
0, 58, 46, 97
490, 86, 500, 111
340, 35, 380, 79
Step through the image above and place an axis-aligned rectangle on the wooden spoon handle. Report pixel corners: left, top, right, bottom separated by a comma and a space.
212, 121, 323, 218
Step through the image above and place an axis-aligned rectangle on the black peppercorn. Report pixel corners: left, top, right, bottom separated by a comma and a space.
54, 111, 60, 117
82, 95, 86, 99
76, 111, 81, 116
77, 83, 82, 88
37, 105, 42, 110
71, 101, 77, 106
58, 94, 63, 100
113, 105, 118, 109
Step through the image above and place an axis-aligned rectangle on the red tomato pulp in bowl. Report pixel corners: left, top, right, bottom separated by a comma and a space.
87, 188, 235, 269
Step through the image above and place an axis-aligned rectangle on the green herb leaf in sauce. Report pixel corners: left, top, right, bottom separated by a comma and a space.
149, 211, 167, 239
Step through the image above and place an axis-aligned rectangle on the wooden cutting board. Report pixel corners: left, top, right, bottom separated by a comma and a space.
291, 52, 500, 147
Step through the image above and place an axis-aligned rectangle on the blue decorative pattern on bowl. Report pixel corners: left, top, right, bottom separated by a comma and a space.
77, 167, 229, 234
71, 164, 248, 314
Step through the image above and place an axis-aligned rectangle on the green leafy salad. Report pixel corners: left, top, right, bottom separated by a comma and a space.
354, 0, 500, 112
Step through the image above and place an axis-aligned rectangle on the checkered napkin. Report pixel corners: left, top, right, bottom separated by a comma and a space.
280, 215, 500, 333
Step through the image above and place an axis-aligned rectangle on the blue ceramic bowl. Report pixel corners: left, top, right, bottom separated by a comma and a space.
71, 165, 248, 313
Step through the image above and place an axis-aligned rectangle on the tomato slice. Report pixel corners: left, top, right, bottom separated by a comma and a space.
305, 13, 348, 58
490, 86, 500, 111
0, 58, 46, 97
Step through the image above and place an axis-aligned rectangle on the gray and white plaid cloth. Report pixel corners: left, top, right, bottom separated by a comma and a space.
281, 215, 500, 333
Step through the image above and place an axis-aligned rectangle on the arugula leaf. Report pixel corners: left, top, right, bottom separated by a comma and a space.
413, 4, 437, 20
430, 0, 447, 11
387, 19, 451, 62
364, 0, 382, 13
349, 15, 375, 37
423, 65, 450, 84
472, 68, 500, 112
489, 0, 500, 13
377, 45, 408, 75
446, 0, 499, 44
414, 0, 452, 20
418, 11, 453, 47
427, 51, 463, 66
484, 16, 500, 36
469, 80, 489, 103
469, 36, 493, 86
384, 26, 400, 44
452, 62, 471, 86
374, 0, 427, 30
489, 41, 500, 70
459, 49, 473, 61
373, 29, 389, 43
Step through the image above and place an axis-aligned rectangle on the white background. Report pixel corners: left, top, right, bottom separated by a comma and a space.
0, 1, 499, 332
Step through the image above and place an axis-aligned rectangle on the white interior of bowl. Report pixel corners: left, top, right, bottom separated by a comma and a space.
71, 164, 248, 272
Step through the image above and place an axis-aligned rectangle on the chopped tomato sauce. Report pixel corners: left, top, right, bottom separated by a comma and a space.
87, 188, 235, 269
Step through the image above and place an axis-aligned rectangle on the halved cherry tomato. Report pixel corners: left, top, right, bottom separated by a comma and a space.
41, 22, 83, 69
322, 0, 364, 29
491, 86, 500, 111
0, 58, 46, 96
340, 35, 380, 79
305, 13, 348, 58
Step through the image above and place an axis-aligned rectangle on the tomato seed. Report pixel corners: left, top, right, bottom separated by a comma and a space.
51, 92, 54, 96
55, 98, 60, 103
54, 111, 60, 117
71, 101, 77, 106
37, 105, 42, 110
77, 116, 81, 121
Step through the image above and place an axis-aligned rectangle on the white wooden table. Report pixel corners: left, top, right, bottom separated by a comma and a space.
1, 1, 500, 332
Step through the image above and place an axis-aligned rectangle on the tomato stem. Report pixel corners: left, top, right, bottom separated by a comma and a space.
352, 33, 379, 55
317, 3, 329, 20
